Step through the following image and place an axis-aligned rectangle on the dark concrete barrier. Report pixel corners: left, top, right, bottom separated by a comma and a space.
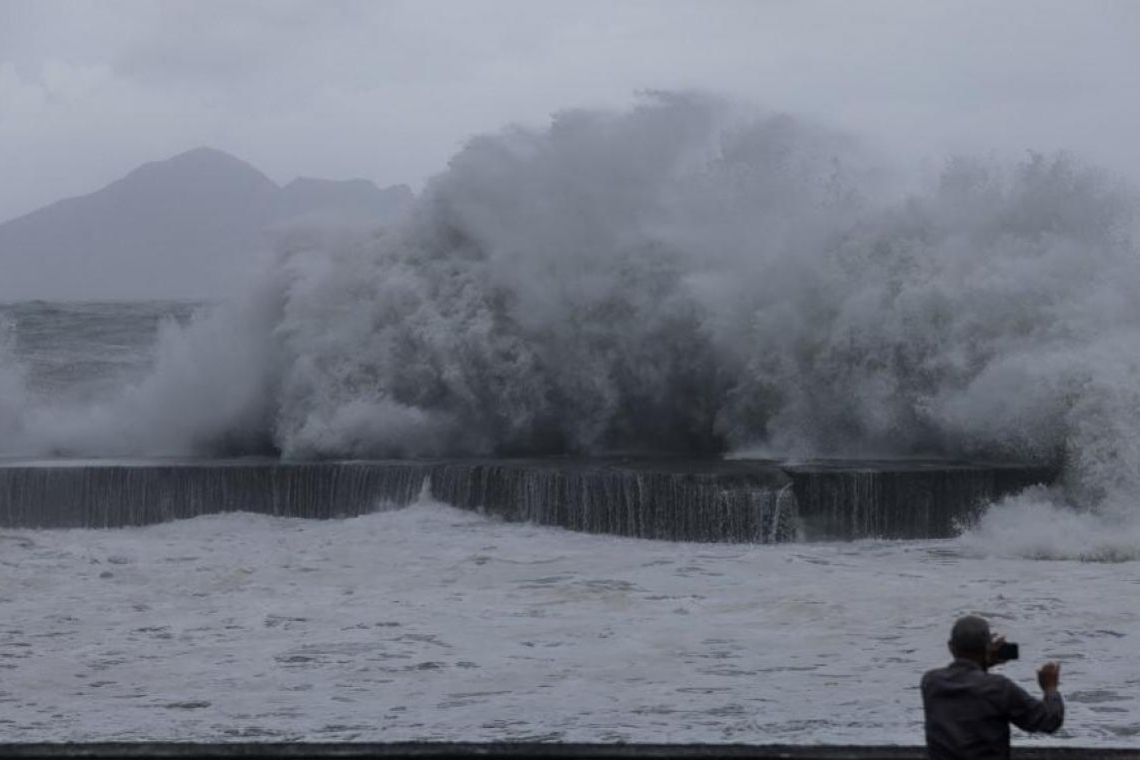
0, 743, 1136, 759
0, 457, 1059, 542
785, 460, 1061, 540
0, 460, 429, 529
429, 459, 794, 542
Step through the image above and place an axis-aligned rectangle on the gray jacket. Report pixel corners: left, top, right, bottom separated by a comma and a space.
921, 658, 1064, 760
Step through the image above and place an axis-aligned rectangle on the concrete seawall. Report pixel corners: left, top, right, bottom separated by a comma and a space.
0, 458, 1058, 541
784, 460, 1059, 540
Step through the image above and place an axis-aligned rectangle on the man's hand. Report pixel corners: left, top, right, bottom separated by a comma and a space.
988, 634, 1009, 667
1038, 662, 1061, 695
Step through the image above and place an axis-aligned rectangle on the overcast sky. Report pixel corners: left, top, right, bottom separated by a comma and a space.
1, 0, 1139, 224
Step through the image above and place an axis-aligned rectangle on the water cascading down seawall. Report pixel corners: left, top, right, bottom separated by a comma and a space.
0, 458, 1058, 542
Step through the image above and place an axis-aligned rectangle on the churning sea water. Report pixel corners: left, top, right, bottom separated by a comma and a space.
0, 494, 1136, 745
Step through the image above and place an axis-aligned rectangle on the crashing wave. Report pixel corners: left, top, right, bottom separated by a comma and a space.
3, 92, 1140, 557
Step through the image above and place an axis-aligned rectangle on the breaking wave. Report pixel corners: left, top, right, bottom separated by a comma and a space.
4, 92, 1140, 556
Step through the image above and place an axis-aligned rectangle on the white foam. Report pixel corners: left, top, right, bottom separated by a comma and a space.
959, 486, 1140, 562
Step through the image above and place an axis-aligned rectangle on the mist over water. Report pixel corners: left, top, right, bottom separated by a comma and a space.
4, 93, 1140, 557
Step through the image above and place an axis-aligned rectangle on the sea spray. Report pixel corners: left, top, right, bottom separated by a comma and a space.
267, 95, 873, 458
0, 316, 30, 454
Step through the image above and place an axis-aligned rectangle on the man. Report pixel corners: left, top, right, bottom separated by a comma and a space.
921, 615, 1064, 759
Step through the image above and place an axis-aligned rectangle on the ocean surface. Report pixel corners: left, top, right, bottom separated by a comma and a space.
0, 300, 1137, 745
1, 503, 1137, 745
0, 300, 200, 404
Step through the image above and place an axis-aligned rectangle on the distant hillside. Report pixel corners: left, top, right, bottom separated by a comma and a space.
0, 147, 413, 301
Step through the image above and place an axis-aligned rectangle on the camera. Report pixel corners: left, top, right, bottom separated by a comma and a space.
995, 642, 1019, 661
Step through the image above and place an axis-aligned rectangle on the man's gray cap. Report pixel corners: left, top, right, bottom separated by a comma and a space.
950, 615, 991, 655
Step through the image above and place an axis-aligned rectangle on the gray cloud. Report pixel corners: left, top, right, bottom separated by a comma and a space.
1, 0, 1139, 223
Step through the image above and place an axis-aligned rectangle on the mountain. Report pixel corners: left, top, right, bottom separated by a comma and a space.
0, 147, 413, 301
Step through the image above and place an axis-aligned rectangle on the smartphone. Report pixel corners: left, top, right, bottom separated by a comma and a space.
996, 642, 1020, 661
